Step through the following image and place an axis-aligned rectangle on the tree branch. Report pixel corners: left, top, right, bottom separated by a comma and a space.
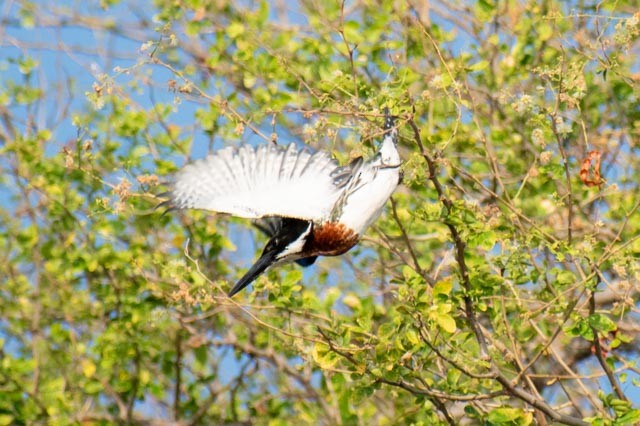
588, 274, 627, 401
407, 112, 589, 426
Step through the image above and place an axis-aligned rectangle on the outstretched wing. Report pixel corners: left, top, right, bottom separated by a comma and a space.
165, 143, 346, 222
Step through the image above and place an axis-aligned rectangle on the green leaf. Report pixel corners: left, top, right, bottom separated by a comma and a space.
282, 269, 303, 288
343, 293, 361, 310
464, 404, 480, 418
194, 345, 207, 371
616, 409, 640, 426
565, 318, 595, 341
435, 313, 457, 333
405, 329, 420, 347
555, 270, 576, 286
226, 22, 245, 38
18, 56, 38, 75
84, 380, 103, 395
434, 278, 453, 297
447, 368, 462, 387
311, 344, 338, 369
475, 0, 496, 22
469, 60, 489, 72
81, 359, 96, 378
343, 20, 364, 44
537, 23, 554, 42
588, 314, 617, 333
256, 1, 269, 25
468, 230, 497, 250
0, 415, 14, 426
487, 407, 524, 424
243, 73, 257, 89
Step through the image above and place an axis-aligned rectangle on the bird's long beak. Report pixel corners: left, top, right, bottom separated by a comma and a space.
227, 247, 278, 297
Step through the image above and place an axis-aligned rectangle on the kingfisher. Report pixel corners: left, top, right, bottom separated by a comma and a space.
163, 110, 401, 297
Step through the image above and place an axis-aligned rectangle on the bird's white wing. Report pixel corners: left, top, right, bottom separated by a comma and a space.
167, 143, 346, 221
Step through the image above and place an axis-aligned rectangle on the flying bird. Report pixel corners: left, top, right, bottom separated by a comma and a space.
163, 111, 401, 297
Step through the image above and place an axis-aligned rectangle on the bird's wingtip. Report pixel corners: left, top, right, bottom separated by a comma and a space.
155, 190, 183, 216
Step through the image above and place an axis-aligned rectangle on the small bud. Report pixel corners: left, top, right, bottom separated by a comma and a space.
540, 151, 553, 164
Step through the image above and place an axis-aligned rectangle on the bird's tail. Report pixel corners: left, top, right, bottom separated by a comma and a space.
382, 107, 398, 145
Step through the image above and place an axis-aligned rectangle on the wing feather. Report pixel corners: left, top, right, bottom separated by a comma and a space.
168, 143, 344, 221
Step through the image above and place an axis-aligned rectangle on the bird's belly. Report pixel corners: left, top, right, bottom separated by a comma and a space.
306, 222, 360, 256
338, 167, 400, 234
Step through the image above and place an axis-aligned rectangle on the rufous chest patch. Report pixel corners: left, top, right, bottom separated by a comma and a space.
305, 222, 360, 256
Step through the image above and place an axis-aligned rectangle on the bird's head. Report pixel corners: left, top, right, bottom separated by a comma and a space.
264, 220, 313, 264
228, 220, 312, 297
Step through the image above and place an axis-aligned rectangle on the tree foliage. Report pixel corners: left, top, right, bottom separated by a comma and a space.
0, 1, 639, 424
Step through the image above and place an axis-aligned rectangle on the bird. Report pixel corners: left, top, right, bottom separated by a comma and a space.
162, 110, 402, 297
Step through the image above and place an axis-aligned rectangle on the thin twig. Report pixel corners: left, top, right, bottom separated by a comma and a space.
389, 197, 431, 284
406, 113, 489, 358
588, 273, 627, 401
173, 332, 182, 421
